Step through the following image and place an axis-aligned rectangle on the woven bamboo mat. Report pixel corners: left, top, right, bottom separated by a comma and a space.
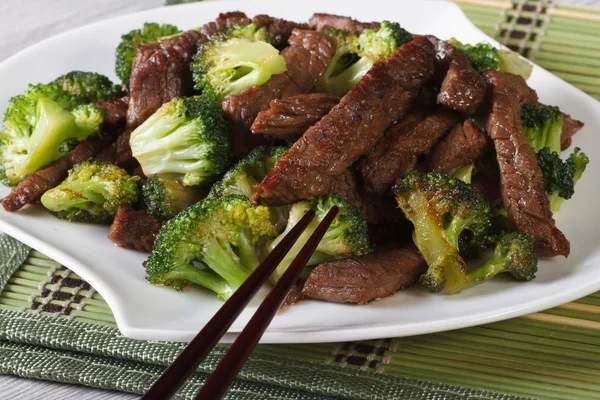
2, 1, 600, 399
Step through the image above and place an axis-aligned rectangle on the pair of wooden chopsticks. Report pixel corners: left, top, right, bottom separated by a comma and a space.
143, 206, 339, 400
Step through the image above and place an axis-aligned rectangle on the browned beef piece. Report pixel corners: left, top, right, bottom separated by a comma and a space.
1, 137, 112, 212
308, 13, 380, 33
414, 84, 440, 111
96, 95, 129, 128
423, 36, 486, 114
126, 12, 251, 129
302, 246, 426, 304
358, 109, 457, 195
329, 169, 364, 216
96, 130, 138, 172
255, 37, 436, 206
284, 281, 305, 305
108, 206, 163, 253
223, 29, 337, 156
426, 120, 488, 174
438, 52, 486, 114
484, 70, 569, 257
252, 15, 309, 49
560, 113, 584, 150
251, 94, 339, 141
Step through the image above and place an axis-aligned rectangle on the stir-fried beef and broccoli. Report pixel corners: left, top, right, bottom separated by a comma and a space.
0, 12, 589, 304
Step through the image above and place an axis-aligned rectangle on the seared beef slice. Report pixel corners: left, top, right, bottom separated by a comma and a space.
251, 93, 339, 141
425, 36, 485, 114
426, 120, 488, 174
255, 36, 436, 205
308, 13, 381, 33
108, 206, 163, 253
484, 70, 569, 257
302, 246, 426, 304
222, 29, 337, 156
358, 109, 457, 196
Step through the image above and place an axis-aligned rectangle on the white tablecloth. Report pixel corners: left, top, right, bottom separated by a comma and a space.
0, 0, 597, 398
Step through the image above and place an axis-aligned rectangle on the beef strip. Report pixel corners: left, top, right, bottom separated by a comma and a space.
484, 70, 569, 257
426, 120, 488, 174
308, 13, 380, 33
357, 109, 457, 196
252, 15, 309, 49
108, 206, 163, 253
223, 29, 337, 156
1, 137, 112, 211
96, 129, 138, 172
96, 95, 129, 128
437, 52, 486, 114
251, 93, 339, 141
560, 113, 584, 150
424, 36, 485, 114
126, 12, 251, 129
302, 246, 426, 304
329, 169, 364, 217
255, 36, 436, 206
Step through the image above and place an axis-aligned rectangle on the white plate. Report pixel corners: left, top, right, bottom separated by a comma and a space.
1, 0, 599, 343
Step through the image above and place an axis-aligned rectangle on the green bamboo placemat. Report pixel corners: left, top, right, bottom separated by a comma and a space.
2, 0, 600, 399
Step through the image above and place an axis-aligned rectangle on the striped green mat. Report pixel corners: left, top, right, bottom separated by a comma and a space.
2, 0, 600, 399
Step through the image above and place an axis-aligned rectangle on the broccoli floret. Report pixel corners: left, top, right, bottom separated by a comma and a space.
264, 193, 371, 284
40, 160, 139, 224
209, 145, 290, 229
115, 22, 181, 86
144, 195, 279, 299
447, 38, 532, 79
0, 81, 105, 185
318, 21, 412, 96
129, 96, 232, 186
192, 23, 287, 102
521, 104, 563, 154
142, 177, 206, 221
394, 172, 492, 292
447, 232, 537, 294
53, 71, 125, 104
537, 147, 589, 213
209, 145, 288, 199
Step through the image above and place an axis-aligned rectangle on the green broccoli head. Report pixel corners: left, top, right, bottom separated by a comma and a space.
265, 193, 371, 284
144, 195, 279, 299
53, 71, 125, 104
357, 21, 413, 61
0, 81, 105, 185
192, 23, 287, 102
447, 232, 537, 294
115, 22, 181, 86
129, 95, 232, 186
521, 104, 563, 154
142, 177, 205, 221
394, 172, 492, 292
40, 160, 139, 224
209, 145, 289, 199
447, 38, 532, 79
318, 22, 412, 97
537, 146, 589, 213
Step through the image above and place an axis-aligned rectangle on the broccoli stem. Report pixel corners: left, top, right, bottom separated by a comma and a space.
202, 238, 251, 290
238, 228, 260, 271
164, 264, 234, 300
269, 226, 316, 284
405, 190, 467, 292
330, 57, 373, 97
454, 165, 474, 184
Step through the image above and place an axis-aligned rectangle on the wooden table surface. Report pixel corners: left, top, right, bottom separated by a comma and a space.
0, 0, 598, 398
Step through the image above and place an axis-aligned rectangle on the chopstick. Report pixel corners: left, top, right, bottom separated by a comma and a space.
143, 209, 316, 400
195, 206, 339, 400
